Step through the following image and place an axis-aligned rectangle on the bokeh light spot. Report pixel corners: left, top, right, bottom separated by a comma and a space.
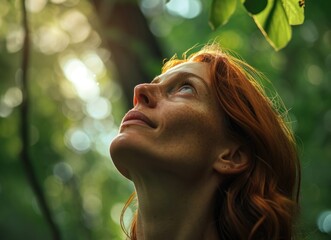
3, 87, 23, 108
149, 17, 172, 37
51, 0, 67, 3
53, 162, 74, 182
83, 194, 102, 216
35, 26, 69, 55
166, 0, 202, 19
6, 26, 24, 53
0, 100, 12, 118
66, 129, 91, 153
317, 210, 331, 234
61, 57, 100, 101
26, 0, 47, 13
60, 10, 91, 43
82, 52, 105, 76
140, 0, 164, 16
219, 31, 243, 50
86, 97, 111, 120
300, 20, 319, 43
307, 64, 324, 86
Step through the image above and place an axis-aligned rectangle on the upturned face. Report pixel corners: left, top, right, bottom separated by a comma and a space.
110, 62, 228, 181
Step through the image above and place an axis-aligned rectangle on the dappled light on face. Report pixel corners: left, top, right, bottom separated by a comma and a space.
166, 0, 202, 19
317, 210, 331, 235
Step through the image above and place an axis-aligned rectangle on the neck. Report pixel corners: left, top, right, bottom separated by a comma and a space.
131, 172, 221, 240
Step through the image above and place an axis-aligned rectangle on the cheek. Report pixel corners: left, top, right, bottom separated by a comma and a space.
158, 105, 224, 158
164, 106, 222, 138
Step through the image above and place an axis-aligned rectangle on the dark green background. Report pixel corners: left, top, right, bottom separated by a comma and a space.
0, 0, 330, 239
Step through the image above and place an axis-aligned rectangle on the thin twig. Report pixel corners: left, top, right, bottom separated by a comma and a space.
20, 0, 61, 239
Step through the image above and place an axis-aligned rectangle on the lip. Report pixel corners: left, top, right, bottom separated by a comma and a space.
121, 110, 156, 129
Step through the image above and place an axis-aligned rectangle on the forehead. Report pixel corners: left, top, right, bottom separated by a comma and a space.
157, 62, 210, 84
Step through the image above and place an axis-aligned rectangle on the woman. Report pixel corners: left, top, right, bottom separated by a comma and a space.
110, 44, 301, 240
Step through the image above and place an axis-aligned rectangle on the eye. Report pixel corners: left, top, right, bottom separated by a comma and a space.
177, 82, 195, 94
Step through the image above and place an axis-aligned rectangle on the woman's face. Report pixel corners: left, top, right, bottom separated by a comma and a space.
110, 61, 228, 181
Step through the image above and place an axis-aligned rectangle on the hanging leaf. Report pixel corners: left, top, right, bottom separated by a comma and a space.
209, 0, 237, 30
281, 0, 305, 25
244, 0, 268, 15
253, 0, 292, 50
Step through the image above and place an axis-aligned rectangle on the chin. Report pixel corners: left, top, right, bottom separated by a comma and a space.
109, 134, 132, 180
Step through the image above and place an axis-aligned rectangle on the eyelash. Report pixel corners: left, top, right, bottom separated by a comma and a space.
177, 81, 195, 93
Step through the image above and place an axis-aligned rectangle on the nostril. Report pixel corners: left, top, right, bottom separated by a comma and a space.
140, 94, 149, 104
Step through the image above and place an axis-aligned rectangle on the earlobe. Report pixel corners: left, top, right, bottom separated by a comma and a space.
213, 146, 250, 175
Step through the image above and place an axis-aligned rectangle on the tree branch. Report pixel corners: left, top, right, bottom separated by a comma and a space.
20, 0, 61, 239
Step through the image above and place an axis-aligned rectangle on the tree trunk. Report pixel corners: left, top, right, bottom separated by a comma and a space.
91, 0, 163, 108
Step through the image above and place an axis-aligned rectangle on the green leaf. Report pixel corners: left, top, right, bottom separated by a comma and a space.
281, 0, 305, 25
244, 0, 268, 14
253, 0, 292, 50
209, 0, 237, 30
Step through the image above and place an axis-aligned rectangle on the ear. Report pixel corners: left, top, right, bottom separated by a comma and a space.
213, 145, 250, 175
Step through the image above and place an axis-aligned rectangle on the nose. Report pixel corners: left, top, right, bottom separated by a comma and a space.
133, 83, 158, 108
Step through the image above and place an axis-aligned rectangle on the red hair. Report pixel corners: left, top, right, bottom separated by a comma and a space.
121, 45, 301, 239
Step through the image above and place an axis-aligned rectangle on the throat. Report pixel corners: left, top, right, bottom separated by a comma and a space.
129, 164, 222, 240
133, 184, 220, 240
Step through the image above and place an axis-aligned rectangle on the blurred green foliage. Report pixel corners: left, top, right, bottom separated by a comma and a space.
209, 0, 305, 50
0, 0, 330, 239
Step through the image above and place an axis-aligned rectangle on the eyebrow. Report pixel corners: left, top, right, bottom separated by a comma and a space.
151, 71, 208, 90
